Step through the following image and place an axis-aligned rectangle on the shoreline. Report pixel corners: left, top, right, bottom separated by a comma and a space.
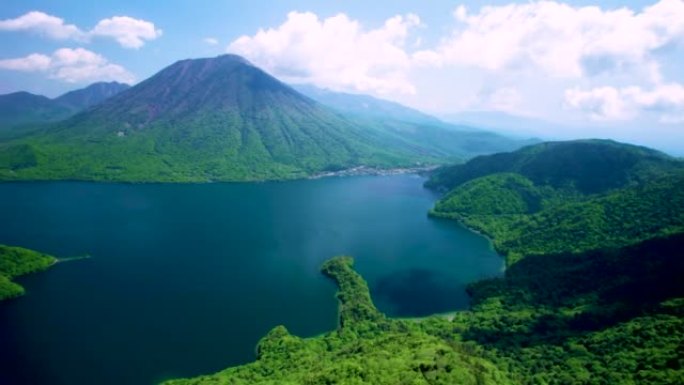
308, 165, 439, 179
0, 165, 441, 185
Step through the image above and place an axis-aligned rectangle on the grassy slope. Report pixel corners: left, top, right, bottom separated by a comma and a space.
163, 256, 513, 385
0, 245, 56, 300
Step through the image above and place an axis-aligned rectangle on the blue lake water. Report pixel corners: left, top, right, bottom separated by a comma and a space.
0, 175, 503, 385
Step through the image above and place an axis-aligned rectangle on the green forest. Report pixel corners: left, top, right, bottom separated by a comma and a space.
165, 139, 684, 384
165, 238, 683, 385
0, 245, 55, 301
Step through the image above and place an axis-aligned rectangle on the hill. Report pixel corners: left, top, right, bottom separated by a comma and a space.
0, 82, 130, 139
0, 55, 529, 182
433, 171, 684, 263
428, 140, 684, 263
427, 139, 681, 194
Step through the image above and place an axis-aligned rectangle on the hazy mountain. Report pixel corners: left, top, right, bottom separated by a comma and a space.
292, 84, 442, 125
54, 82, 130, 111
442, 110, 557, 139
0, 82, 130, 139
293, 84, 535, 161
0, 92, 72, 129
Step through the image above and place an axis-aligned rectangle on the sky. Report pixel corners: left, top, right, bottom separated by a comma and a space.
1, 0, 683, 153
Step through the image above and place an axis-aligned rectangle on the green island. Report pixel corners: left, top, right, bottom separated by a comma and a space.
0, 245, 56, 301
165, 139, 684, 385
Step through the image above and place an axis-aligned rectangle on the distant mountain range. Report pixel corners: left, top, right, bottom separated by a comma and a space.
0, 54, 530, 182
294, 84, 536, 160
441, 110, 556, 139
0, 82, 130, 139
292, 84, 442, 125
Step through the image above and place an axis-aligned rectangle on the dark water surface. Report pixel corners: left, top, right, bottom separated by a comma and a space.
0, 175, 502, 385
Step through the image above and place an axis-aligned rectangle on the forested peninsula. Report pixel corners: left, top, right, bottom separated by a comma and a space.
0, 245, 56, 301
165, 139, 684, 384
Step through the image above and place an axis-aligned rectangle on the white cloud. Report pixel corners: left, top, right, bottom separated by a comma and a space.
415, 0, 684, 79
0, 53, 51, 71
565, 86, 632, 120
0, 11, 84, 40
90, 16, 162, 49
204, 37, 219, 45
565, 83, 684, 121
0, 11, 161, 49
0, 48, 134, 84
228, 11, 421, 94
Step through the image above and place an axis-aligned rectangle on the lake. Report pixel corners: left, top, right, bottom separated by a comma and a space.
0, 175, 503, 385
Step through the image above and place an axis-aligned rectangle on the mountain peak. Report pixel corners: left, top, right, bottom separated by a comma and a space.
55, 81, 131, 110
86, 53, 310, 124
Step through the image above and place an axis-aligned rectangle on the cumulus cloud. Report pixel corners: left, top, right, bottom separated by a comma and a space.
415, 0, 684, 79
0, 48, 135, 84
565, 83, 684, 122
0, 11, 84, 40
0, 53, 52, 71
228, 11, 421, 94
90, 16, 162, 49
0, 11, 161, 49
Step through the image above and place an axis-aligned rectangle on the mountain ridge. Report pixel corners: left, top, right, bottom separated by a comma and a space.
0, 54, 530, 182
0, 81, 130, 139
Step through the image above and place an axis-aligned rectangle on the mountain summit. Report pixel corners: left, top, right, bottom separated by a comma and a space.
0, 54, 525, 182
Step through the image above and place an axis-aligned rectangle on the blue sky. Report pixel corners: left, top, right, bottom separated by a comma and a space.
1, 0, 683, 153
